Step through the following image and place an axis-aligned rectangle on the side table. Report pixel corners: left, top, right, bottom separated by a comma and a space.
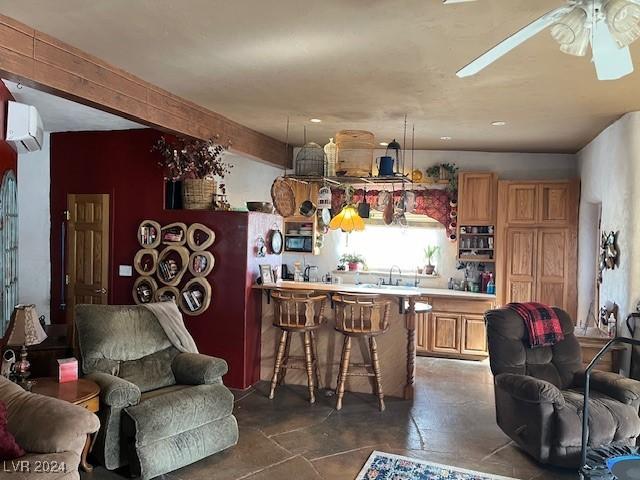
31, 377, 100, 472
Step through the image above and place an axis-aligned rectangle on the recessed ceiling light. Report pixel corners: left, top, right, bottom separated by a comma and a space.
440, 136, 452, 141
491, 121, 507, 126
379, 142, 388, 146
310, 118, 322, 123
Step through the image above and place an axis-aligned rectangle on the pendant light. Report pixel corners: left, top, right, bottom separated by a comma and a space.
329, 186, 365, 233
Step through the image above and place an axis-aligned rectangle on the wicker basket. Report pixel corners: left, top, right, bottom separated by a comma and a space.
336, 130, 374, 177
182, 178, 216, 209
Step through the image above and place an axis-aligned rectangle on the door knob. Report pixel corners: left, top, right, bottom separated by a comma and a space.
95, 288, 107, 294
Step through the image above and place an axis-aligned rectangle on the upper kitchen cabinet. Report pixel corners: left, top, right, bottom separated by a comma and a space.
501, 180, 578, 226
457, 172, 497, 225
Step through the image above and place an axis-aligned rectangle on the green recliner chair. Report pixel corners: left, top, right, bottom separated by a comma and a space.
75, 304, 238, 480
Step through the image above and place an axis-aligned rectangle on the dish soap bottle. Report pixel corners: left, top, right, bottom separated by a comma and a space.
324, 138, 337, 177
486, 278, 496, 295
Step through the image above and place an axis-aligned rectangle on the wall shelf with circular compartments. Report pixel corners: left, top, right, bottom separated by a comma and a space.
179, 277, 212, 316
133, 276, 158, 305
134, 220, 214, 315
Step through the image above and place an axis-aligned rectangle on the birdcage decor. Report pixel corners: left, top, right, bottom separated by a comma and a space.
295, 142, 326, 176
335, 130, 375, 177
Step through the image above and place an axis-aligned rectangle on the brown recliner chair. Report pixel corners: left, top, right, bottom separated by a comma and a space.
486, 306, 640, 468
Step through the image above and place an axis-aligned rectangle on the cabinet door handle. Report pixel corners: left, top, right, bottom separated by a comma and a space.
95, 288, 107, 294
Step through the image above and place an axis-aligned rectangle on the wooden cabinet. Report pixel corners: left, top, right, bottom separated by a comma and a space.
458, 172, 497, 225
497, 179, 578, 319
416, 296, 495, 359
506, 183, 537, 224
461, 315, 489, 356
429, 313, 460, 354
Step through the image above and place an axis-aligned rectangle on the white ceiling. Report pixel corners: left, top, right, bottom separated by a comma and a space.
2, 80, 144, 133
1, 0, 639, 152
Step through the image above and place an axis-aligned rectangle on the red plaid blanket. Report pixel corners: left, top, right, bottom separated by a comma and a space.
506, 302, 564, 348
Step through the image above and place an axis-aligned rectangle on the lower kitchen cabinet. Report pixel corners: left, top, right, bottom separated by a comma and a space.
416, 296, 495, 360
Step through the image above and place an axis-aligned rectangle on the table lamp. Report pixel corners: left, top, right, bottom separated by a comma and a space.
6, 304, 47, 382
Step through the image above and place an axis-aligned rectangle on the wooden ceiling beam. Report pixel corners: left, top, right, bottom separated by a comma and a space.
0, 14, 291, 168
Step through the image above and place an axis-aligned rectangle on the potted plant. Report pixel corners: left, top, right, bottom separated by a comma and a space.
153, 136, 232, 210
423, 245, 439, 275
340, 253, 365, 272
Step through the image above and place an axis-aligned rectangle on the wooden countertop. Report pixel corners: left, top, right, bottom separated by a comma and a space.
254, 281, 496, 301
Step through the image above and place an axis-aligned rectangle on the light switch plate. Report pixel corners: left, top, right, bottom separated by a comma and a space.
119, 265, 133, 277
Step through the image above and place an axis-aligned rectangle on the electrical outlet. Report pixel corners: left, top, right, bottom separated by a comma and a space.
119, 265, 133, 277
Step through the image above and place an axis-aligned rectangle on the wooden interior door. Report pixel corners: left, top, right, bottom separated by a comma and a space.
65, 194, 110, 330
458, 172, 496, 224
506, 184, 538, 224
505, 228, 537, 303
460, 315, 488, 356
536, 228, 568, 310
429, 313, 460, 354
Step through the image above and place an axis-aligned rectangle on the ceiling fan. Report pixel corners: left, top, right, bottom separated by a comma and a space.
452, 0, 640, 80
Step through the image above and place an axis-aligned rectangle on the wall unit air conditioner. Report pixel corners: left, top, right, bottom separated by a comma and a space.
6, 101, 44, 153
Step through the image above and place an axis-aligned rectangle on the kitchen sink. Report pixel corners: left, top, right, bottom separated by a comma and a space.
359, 284, 419, 291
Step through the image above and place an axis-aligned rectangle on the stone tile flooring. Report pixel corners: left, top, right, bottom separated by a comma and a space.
84, 357, 578, 479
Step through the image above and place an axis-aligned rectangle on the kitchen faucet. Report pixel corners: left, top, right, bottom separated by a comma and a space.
387, 265, 402, 286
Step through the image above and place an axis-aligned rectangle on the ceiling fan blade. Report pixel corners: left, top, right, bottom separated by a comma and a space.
457, 5, 574, 78
592, 20, 634, 80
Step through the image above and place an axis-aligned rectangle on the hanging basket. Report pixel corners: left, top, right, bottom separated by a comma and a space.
182, 178, 216, 210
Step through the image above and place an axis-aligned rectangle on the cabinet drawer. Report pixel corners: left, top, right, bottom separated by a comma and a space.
78, 396, 100, 413
429, 297, 494, 315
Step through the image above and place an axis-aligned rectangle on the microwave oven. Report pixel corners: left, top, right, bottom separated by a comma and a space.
285, 235, 313, 253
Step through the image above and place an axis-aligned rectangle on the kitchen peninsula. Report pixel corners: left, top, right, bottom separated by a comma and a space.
255, 281, 495, 399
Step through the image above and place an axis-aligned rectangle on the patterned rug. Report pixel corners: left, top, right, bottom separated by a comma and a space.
356, 451, 518, 480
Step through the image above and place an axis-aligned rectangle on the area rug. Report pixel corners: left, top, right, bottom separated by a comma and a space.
356, 451, 518, 480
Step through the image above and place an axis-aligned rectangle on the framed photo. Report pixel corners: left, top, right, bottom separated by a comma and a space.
259, 264, 275, 285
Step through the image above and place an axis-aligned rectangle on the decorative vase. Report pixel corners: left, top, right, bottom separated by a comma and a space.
182, 178, 216, 210
165, 180, 183, 210
425, 264, 435, 275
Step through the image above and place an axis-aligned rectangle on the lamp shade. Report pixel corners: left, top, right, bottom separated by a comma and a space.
329, 205, 365, 233
604, 0, 640, 47
551, 6, 590, 56
6, 304, 47, 347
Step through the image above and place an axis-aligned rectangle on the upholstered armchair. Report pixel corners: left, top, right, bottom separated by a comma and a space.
485, 307, 640, 468
75, 304, 238, 480
0, 376, 100, 480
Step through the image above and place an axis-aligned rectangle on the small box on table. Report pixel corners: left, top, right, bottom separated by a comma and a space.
57, 358, 78, 383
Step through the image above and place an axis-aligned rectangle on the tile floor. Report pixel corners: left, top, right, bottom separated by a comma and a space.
84, 357, 578, 480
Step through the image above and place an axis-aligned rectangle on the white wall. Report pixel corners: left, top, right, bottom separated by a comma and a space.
222, 151, 284, 208
18, 132, 51, 322
578, 113, 640, 333
285, 149, 578, 284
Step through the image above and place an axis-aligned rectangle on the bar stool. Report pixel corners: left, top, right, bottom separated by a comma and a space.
268, 289, 326, 403
332, 293, 391, 412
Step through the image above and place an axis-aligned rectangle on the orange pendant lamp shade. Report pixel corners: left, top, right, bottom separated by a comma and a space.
329, 205, 365, 232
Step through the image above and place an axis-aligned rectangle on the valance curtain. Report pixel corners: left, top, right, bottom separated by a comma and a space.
330, 188, 454, 230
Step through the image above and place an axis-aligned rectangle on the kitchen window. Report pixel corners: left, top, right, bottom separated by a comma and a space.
340, 223, 444, 272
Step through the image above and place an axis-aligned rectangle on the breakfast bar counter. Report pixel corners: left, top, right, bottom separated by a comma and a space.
254, 281, 495, 399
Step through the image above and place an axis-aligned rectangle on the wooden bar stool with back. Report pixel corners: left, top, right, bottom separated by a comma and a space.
268, 289, 326, 403
332, 293, 391, 411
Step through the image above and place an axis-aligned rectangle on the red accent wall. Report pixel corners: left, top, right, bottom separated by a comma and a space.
50, 128, 280, 388
0, 82, 17, 181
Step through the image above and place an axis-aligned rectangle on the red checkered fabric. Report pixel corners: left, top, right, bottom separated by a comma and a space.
506, 302, 565, 348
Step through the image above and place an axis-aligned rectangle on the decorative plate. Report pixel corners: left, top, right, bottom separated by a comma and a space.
271, 178, 296, 217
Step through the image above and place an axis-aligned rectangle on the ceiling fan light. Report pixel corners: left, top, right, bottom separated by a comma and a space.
560, 28, 591, 56
605, 0, 640, 46
551, 6, 588, 49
